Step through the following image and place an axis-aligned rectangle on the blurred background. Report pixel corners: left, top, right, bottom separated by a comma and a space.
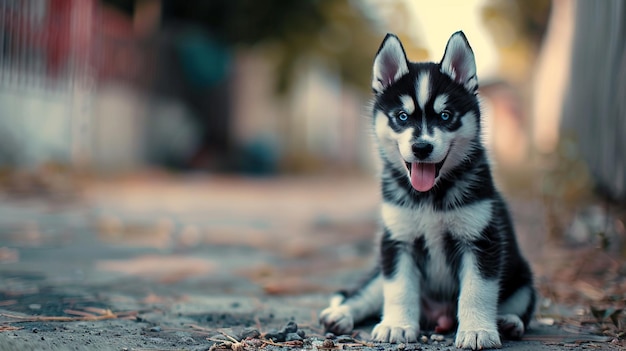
0, 0, 558, 175
0, 0, 625, 339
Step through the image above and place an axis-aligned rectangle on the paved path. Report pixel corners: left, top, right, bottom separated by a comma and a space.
0, 175, 619, 350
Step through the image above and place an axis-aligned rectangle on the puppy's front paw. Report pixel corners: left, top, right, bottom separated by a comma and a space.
371, 321, 419, 343
455, 328, 501, 350
319, 305, 354, 335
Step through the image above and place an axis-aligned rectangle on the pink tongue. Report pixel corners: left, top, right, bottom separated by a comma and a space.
410, 162, 436, 192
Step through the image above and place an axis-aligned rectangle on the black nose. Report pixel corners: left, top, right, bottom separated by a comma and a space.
412, 142, 433, 160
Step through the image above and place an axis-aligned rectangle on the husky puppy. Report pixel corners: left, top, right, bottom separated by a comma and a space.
319, 31, 536, 350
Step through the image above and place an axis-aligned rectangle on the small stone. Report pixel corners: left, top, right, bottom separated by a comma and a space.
149, 326, 161, 332
180, 336, 195, 344
324, 332, 336, 339
420, 335, 429, 343
335, 335, 354, 343
397, 343, 406, 350
246, 339, 263, 347
31, 327, 39, 333
430, 334, 445, 342
283, 321, 298, 333
296, 329, 305, 338
322, 339, 335, 348
40, 336, 45, 341
285, 332, 303, 341
537, 317, 555, 326
240, 328, 260, 339
263, 329, 286, 342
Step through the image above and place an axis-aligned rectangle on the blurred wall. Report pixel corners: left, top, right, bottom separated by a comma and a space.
0, 0, 376, 174
0, 0, 95, 168
560, 0, 626, 202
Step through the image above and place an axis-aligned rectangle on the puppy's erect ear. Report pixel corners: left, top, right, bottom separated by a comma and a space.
372, 34, 409, 94
440, 31, 478, 93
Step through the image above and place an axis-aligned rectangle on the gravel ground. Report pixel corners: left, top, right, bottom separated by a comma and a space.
0, 175, 621, 350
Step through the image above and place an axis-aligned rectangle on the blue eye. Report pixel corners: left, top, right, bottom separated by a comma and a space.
398, 112, 408, 121
440, 111, 451, 121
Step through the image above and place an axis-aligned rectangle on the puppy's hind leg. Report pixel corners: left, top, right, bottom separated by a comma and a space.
497, 285, 536, 339
319, 267, 383, 335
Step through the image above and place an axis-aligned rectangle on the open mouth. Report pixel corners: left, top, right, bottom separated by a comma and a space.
404, 153, 449, 192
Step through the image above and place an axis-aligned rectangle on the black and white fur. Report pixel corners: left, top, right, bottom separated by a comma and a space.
319, 32, 535, 350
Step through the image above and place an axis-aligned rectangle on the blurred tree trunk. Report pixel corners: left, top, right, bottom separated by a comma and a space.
560, 0, 626, 202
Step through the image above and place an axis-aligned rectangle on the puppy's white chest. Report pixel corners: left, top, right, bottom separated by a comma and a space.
381, 203, 442, 241
381, 201, 493, 242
